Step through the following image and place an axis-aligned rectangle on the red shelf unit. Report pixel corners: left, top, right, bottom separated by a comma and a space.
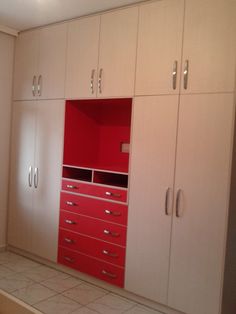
58, 98, 132, 287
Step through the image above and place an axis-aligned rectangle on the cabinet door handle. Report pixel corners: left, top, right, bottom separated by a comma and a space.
165, 187, 172, 216
28, 166, 33, 187
183, 60, 189, 90
104, 229, 120, 237
66, 184, 77, 190
64, 256, 75, 263
176, 189, 183, 218
172, 61, 178, 90
32, 76, 36, 96
37, 75, 42, 96
65, 219, 77, 225
90, 69, 95, 94
101, 270, 117, 279
64, 238, 75, 244
102, 249, 118, 258
105, 191, 121, 198
66, 201, 76, 206
34, 167, 39, 188
104, 209, 121, 217
98, 68, 103, 94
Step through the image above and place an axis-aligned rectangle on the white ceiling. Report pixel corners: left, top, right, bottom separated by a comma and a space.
0, 0, 145, 32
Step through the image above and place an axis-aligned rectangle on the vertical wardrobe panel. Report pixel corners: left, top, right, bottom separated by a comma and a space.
135, 0, 184, 95
98, 7, 138, 98
168, 94, 235, 314
8, 101, 36, 251
125, 96, 179, 304
38, 23, 67, 99
32, 100, 64, 261
181, 0, 236, 94
13, 31, 39, 101
65, 16, 100, 99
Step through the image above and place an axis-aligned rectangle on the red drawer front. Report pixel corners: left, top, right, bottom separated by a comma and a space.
60, 211, 127, 246
62, 180, 127, 203
59, 229, 126, 267
58, 247, 124, 287
60, 192, 128, 225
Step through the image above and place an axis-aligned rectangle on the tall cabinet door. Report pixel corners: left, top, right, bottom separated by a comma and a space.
32, 100, 64, 261
13, 31, 39, 101
8, 101, 36, 251
125, 96, 179, 304
168, 94, 235, 314
98, 7, 138, 98
38, 24, 67, 99
65, 16, 100, 99
181, 0, 236, 93
135, 0, 184, 96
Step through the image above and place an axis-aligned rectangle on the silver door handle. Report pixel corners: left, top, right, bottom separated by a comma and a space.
172, 61, 178, 90
32, 76, 37, 96
90, 69, 95, 94
98, 68, 103, 94
65, 219, 76, 225
165, 187, 172, 216
37, 75, 42, 96
66, 184, 77, 190
104, 229, 120, 237
101, 270, 117, 279
183, 60, 189, 90
176, 189, 183, 218
64, 256, 75, 263
34, 167, 38, 188
104, 209, 121, 217
66, 201, 76, 206
105, 191, 121, 198
64, 238, 75, 244
28, 166, 33, 187
102, 250, 118, 258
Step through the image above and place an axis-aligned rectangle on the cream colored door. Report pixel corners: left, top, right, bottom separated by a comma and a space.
8, 101, 36, 251
32, 100, 64, 261
13, 31, 39, 101
38, 23, 67, 99
66, 16, 100, 99
98, 7, 138, 98
125, 95, 179, 304
181, 0, 236, 93
168, 94, 235, 314
135, 0, 184, 96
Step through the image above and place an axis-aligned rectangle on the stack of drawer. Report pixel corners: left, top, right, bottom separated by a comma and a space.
58, 179, 128, 287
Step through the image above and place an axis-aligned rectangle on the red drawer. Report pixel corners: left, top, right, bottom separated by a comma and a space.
60, 192, 128, 225
58, 247, 124, 287
62, 179, 127, 203
60, 211, 126, 246
59, 229, 126, 267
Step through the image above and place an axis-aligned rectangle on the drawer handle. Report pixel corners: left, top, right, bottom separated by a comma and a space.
104, 229, 120, 237
102, 249, 118, 258
104, 209, 121, 217
101, 270, 117, 279
64, 256, 75, 263
66, 184, 77, 189
105, 191, 121, 198
66, 201, 76, 206
64, 238, 75, 244
65, 219, 77, 225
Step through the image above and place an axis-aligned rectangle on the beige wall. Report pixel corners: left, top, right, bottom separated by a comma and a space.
0, 32, 15, 249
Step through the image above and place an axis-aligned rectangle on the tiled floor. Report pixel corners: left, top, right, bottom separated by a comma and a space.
0, 251, 163, 314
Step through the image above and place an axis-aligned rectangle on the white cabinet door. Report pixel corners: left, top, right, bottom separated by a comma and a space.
98, 7, 138, 98
8, 101, 36, 251
13, 31, 39, 101
125, 95, 179, 304
181, 0, 236, 93
168, 94, 235, 314
135, 0, 184, 96
31, 100, 64, 261
38, 24, 67, 99
65, 16, 100, 99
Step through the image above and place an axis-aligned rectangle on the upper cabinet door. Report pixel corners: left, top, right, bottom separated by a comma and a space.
38, 23, 67, 99
98, 7, 138, 98
181, 0, 236, 93
135, 0, 184, 96
65, 16, 100, 99
13, 31, 39, 101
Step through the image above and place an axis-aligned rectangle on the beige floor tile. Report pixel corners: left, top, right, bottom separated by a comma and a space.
0, 265, 16, 278
41, 274, 82, 293
71, 307, 99, 314
23, 265, 62, 282
4, 257, 40, 272
0, 251, 24, 264
34, 294, 81, 314
0, 273, 34, 293
124, 305, 163, 314
63, 283, 108, 305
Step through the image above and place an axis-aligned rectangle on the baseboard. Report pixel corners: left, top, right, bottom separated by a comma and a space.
7, 245, 184, 314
